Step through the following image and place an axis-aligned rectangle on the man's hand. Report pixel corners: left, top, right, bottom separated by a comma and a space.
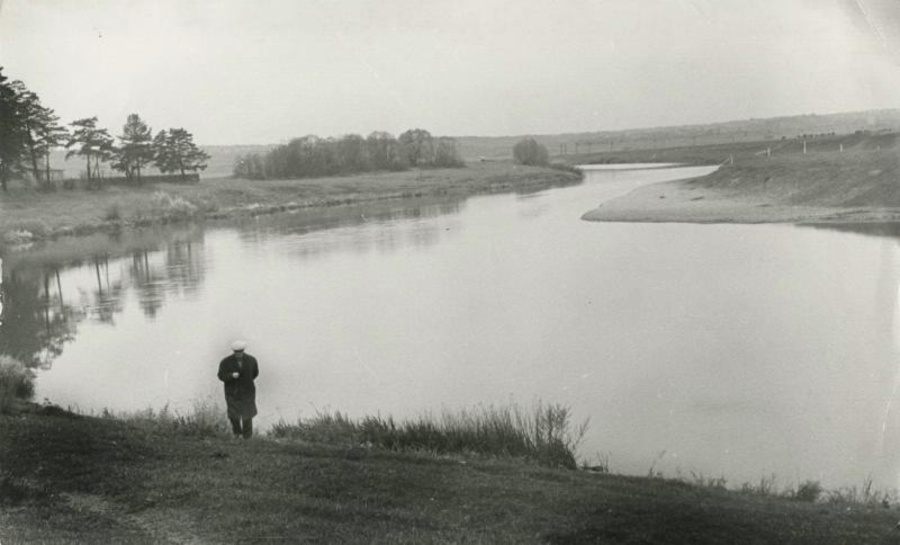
232, 372, 240, 379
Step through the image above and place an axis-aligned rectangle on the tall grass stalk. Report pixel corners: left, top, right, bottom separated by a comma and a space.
826, 476, 894, 506
270, 401, 589, 469
681, 472, 894, 507
740, 473, 779, 497
110, 398, 229, 437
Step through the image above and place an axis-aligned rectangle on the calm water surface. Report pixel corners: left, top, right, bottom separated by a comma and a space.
3, 165, 900, 490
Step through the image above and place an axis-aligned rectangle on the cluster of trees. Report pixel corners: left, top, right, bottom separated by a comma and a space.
65, 116, 210, 187
0, 68, 66, 191
512, 137, 550, 166
234, 128, 463, 180
0, 67, 209, 191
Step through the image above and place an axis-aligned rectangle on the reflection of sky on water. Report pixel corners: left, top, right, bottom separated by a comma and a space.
0, 198, 464, 372
4, 169, 900, 490
237, 198, 465, 260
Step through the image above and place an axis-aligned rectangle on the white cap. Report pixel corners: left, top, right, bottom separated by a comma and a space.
231, 340, 247, 352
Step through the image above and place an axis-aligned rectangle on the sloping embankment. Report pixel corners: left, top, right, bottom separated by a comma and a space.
2, 407, 898, 543
583, 149, 900, 224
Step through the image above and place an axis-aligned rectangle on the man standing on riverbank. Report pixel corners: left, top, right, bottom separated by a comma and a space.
217, 341, 259, 439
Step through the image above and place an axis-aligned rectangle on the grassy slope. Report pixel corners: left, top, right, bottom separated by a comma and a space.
0, 161, 580, 249
579, 133, 900, 224
2, 410, 899, 544
690, 148, 900, 208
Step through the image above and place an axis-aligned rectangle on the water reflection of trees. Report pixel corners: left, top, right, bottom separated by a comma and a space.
0, 198, 462, 370
87, 257, 126, 324
241, 198, 464, 261
0, 267, 81, 369
0, 231, 206, 370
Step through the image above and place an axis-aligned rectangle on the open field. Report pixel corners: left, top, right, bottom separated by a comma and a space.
38, 109, 900, 177
582, 133, 900, 224
0, 161, 580, 250
458, 109, 900, 161
571, 130, 897, 167
2, 405, 900, 544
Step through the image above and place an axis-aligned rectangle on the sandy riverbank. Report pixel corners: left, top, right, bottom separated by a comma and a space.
581, 176, 900, 224
582, 148, 900, 225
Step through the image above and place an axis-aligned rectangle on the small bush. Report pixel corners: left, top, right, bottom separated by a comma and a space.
793, 480, 824, 502
131, 192, 199, 223
2, 230, 35, 246
513, 138, 550, 166
2, 220, 51, 246
0, 356, 35, 412
152, 191, 198, 219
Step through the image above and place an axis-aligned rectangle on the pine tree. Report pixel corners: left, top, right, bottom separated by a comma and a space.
0, 67, 27, 191
66, 117, 115, 186
113, 114, 154, 183
153, 128, 209, 180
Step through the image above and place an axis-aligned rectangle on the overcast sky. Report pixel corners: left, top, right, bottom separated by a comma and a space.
2, 0, 900, 145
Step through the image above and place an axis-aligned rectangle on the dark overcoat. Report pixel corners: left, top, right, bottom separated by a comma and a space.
217, 353, 259, 419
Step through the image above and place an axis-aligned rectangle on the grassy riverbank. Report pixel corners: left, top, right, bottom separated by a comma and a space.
579, 133, 900, 224
2, 404, 900, 543
0, 161, 580, 250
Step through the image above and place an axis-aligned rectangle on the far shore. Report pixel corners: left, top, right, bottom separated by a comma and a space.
0, 161, 581, 252
580, 138, 900, 226
581, 174, 900, 225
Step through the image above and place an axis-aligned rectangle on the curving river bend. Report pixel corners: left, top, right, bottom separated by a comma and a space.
3, 164, 900, 490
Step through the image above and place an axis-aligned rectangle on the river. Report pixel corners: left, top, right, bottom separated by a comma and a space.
2, 164, 899, 490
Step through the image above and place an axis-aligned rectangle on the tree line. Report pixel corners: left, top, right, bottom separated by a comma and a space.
234, 128, 464, 180
0, 67, 209, 192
